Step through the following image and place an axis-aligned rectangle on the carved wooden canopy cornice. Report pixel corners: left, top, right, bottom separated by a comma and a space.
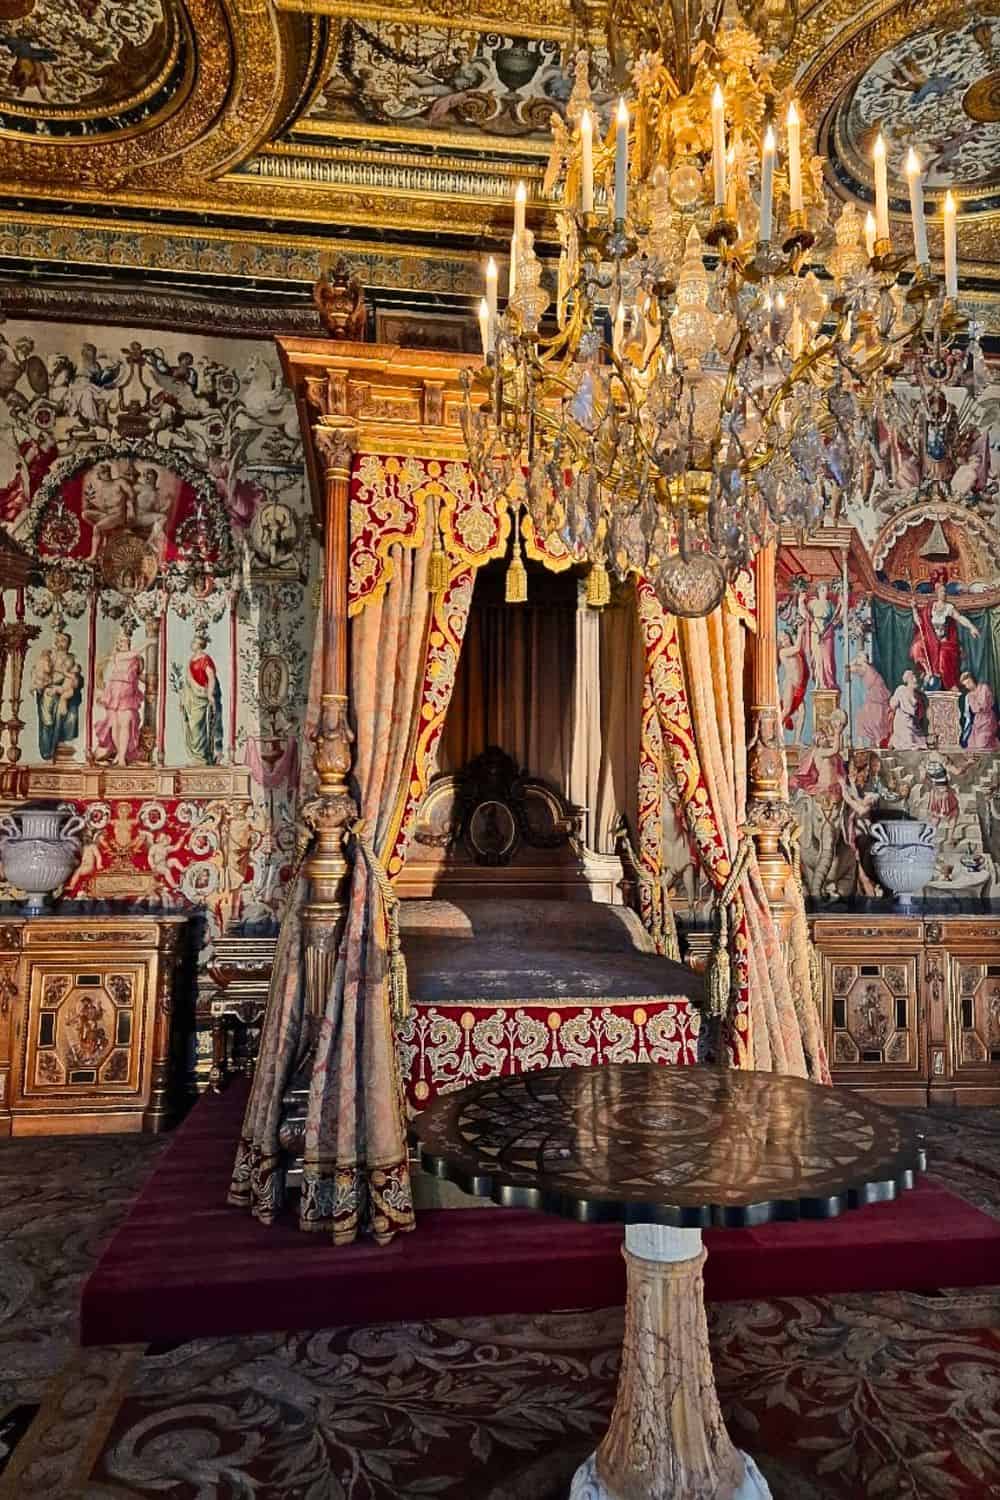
276, 337, 478, 524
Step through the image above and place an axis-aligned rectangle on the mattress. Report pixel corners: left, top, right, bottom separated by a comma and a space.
399, 897, 704, 1007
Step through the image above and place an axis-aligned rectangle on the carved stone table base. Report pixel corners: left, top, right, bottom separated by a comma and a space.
570, 1225, 772, 1500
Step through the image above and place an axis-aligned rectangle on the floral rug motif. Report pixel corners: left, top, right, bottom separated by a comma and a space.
0, 1106, 998, 1499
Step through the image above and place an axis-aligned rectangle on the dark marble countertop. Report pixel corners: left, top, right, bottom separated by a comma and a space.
0, 900, 189, 921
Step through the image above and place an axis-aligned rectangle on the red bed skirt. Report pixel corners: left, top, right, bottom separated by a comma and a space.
398, 998, 699, 1110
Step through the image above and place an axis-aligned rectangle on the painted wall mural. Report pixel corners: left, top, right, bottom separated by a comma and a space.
777, 365, 1000, 901
0, 317, 315, 958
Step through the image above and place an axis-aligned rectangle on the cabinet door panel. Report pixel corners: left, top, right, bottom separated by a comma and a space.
949, 957, 1000, 1077
824, 954, 923, 1080
15, 958, 149, 1107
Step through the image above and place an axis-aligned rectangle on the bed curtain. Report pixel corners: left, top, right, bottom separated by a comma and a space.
229, 534, 474, 1243
636, 578, 828, 1080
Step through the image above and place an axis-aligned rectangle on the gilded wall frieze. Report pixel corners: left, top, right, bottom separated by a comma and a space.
0, 215, 490, 295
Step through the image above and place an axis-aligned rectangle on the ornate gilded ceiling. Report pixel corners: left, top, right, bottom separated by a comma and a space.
0, 0, 998, 318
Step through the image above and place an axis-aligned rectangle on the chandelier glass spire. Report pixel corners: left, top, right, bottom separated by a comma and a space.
461, 1, 963, 615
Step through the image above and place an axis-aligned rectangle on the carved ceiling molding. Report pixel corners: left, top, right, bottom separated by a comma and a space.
0, 279, 324, 337
0, 0, 320, 191
273, 0, 586, 42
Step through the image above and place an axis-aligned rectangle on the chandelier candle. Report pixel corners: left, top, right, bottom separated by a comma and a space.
615, 98, 629, 222
759, 124, 776, 243
478, 299, 490, 359
943, 191, 958, 298
873, 133, 889, 245
580, 111, 594, 213
786, 102, 802, 215
485, 257, 498, 346
510, 182, 527, 296
711, 85, 726, 206
905, 149, 928, 267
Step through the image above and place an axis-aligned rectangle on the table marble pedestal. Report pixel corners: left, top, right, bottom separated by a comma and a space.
570, 1224, 771, 1500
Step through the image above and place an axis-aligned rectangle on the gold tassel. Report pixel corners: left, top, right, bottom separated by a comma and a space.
506, 516, 527, 603
706, 905, 732, 1019
427, 542, 449, 594
388, 937, 410, 1023
586, 560, 611, 608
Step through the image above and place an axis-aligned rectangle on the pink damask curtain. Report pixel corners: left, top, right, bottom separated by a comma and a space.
230, 533, 473, 1242
635, 578, 827, 1079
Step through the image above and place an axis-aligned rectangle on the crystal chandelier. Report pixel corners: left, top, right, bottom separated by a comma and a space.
461, 2, 961, 615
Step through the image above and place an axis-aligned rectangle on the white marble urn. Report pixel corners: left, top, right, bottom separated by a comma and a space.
0, 803, 85, 912
869, 820, 936, 906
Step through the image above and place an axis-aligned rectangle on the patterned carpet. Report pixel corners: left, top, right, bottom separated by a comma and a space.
0, 1107, 998, 1500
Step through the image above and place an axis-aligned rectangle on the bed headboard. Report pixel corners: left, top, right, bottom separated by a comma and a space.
395, 746, 625, 903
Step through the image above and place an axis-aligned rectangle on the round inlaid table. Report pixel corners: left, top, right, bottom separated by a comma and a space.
411, 1063, 925, 1500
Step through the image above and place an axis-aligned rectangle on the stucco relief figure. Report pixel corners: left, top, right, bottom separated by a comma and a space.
32, 630, 83, 761
910, 577, 980, 691
889, 671, 928, 750
849, 655, 892, 748
179, 625, 223, 766
960, 671, 999, 751
806, 582, 839, 691
93, 628, 146, 766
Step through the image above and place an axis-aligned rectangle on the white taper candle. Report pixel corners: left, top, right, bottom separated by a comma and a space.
712, 85, 726, 207
760, 124, 776, 243
485, 256, 498, 338
873, 132, 889, 244
786, 101, 802, 214
943, 190, 958, 298
906, 147, 928, 265
614, 97, 629, 221
864, 210, 877, 259
580, 110, 594, 214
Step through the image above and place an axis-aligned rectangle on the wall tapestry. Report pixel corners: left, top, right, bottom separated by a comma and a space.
0, 318, 315, 964
773, 367, 1000, 901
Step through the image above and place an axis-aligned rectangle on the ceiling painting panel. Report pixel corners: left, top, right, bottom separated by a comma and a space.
833, 10, 1000, 197
0, 0, 186, 140
300, 20, 600, 148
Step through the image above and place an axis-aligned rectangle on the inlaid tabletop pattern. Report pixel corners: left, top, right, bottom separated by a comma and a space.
411, 1065, 926, 1228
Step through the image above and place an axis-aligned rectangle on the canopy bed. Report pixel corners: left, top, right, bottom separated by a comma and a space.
228, 340, 827, 1247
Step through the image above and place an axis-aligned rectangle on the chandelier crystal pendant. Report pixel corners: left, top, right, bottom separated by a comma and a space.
461, 4, 961, 616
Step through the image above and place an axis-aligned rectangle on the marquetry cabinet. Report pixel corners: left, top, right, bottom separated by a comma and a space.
0, 908, 187, 1135
811, 909, 1000, 1107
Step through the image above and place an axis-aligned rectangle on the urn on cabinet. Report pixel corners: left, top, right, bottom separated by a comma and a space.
0, 803, 84, 912
869, 820, 937, 906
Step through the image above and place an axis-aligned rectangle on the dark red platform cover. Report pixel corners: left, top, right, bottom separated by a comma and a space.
80, 1082, 1000, 1347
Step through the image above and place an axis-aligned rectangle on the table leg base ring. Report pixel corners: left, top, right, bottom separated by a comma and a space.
569, 1448, 772, 1499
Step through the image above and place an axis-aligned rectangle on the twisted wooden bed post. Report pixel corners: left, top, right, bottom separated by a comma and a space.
303, 418, 358, 1025
746, 540, 794, 912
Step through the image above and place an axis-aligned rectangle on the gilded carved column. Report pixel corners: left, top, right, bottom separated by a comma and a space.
302, 417, 358, 1022
746, 541, 793, 908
